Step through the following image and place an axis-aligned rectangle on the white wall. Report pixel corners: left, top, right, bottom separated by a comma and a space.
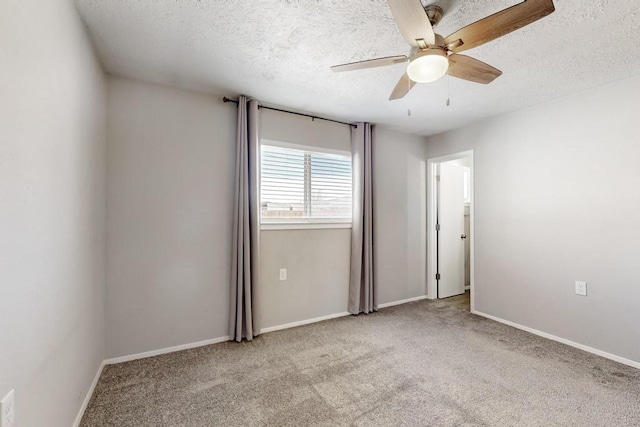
0, 1, 107, 426
106, 77, 236, 358
426, 74, 640, 362
105, 81, 429, 356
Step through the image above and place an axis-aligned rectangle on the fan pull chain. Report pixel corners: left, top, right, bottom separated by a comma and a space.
446, 75, 451, 107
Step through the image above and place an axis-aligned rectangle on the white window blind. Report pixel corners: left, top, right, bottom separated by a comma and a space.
260, 143, 352, 224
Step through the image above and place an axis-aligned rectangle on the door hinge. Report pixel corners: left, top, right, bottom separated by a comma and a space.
436, 273, 441, 280
435, 224, 441, 231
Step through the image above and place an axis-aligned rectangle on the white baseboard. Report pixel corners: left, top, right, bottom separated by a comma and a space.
73, 360, 106, 427
104, 312, 353, 367
473, 310, 640, 370
262, 295, 430, 332
261, 312, 351, 333
378, 295, 428, 309
464, 286, 470, 291
75, 296, 430, 424
103, 335, 231, 365
75, 337, 230, 424
100, 297, 430, 367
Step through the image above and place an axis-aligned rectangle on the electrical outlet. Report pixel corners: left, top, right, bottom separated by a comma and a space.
575, 281, 587, 296
279, 268, 287, 281
1, 389, 15, 427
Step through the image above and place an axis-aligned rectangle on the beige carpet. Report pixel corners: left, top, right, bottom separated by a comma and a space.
81, 293, 640, 426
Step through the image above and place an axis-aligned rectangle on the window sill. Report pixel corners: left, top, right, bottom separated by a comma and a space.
261, 222, 352, 231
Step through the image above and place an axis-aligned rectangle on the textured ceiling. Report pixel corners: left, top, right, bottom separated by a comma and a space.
74, 0, 640, 136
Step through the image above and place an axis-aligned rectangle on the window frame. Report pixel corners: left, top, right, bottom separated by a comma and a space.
259, 139, 353, 230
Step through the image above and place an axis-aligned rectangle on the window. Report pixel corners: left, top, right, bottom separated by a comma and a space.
260, 141, 352, 228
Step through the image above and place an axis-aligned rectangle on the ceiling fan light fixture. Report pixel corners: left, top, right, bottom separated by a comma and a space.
406, 48, 449, 83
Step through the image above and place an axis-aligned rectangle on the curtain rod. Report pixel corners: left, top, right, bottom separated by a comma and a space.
223, 97, 357, 128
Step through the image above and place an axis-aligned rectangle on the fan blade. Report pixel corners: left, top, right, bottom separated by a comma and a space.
447, 54, 502, 84
387, 0, 436, 47
445, 0, 555, 53
389, 72, 416, 100
331, 55, 408, 72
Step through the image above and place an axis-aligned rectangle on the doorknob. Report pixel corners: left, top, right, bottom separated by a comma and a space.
461, 234, 467, 239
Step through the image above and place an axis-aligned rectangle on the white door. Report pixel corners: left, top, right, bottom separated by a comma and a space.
438, 163, 465, 298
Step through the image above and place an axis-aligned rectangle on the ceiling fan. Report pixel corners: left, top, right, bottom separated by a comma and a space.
331, 0, 555, 100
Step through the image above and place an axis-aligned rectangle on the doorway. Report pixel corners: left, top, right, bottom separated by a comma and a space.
427, 151, 474, 312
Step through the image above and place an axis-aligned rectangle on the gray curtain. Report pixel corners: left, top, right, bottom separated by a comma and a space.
349, 123, 376, 314
230, 96, 261, 341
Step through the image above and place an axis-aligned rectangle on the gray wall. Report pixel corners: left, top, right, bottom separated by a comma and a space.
426, 74, 640, 362
260, 109, 353, 328
105, 78, 429, 357
261, 229, 351, 327
0, 1, 107, 426
106, 77, 236, 358
261, 112, 429, 328
374, 127, 428, 304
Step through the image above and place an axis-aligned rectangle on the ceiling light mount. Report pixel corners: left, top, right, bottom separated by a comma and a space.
424, 5, 444, 28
